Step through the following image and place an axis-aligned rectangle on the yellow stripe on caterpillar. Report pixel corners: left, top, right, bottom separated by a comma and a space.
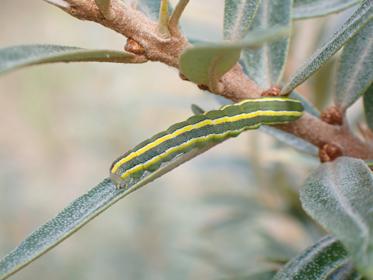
111, 109, 301, 174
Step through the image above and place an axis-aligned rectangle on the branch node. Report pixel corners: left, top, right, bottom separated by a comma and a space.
124, 37, 146, 56
319, 143, 343, 163
321, 106, 343, 125
261, 86, 281, 97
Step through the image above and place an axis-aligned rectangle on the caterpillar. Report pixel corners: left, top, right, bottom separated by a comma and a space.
110, 97, 304, 189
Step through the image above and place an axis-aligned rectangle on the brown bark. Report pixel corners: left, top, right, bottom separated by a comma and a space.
48, 0, 373, 160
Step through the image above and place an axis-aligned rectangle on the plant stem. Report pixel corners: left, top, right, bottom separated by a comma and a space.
169, 0, 190, 34
158, 0, 170, 37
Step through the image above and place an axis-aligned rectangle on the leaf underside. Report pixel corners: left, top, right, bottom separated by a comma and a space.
179, 27, 289, 86
300, 157, 373, 277
0, 45, 136, 75
224, 0, 261, 40
242, 0, 292, 88
282, 1, 373, 95
293, 0, 361, 19
0, 142, 217, 280
334, 20, 373, 110
274, 235, 359, 280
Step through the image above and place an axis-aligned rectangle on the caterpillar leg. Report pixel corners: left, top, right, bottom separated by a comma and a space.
110, 172, 126, 189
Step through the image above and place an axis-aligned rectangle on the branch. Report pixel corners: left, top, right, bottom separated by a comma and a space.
46, 0, 373, 160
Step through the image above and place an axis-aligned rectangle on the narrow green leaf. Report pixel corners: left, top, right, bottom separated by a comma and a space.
0, 143, 217, 280
180, 27, 289, 86
335, 21, 373, 110
293, 0, 361, 19
281, 1, 373, 95
327, 262, 362, 280
290, 91, 321, 117
95, 0, 113, 19
261, 126, 318, 155
274, 235, 357, 280
364, 84, 373, 130
242, 0, 292, 88
300, 157, 373, 277
224, 0, 261, 40
0, 45, 137, 75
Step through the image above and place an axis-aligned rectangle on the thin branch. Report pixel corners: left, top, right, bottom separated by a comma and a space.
45, 0, 373, 160
169, 0, 190, 35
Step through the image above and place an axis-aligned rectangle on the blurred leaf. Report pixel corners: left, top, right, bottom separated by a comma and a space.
95, 0, 112, 18
281, 1, 373, 95
137, 0, 173, 20
180, 27, 289, 86
228, 270, 276, 280
224, 0, 261, 40
0, 45, 137, 75
364, 84, 373, 130
309, 57, 337, 109
300, 157, 373, 277
242, 0, 292, 88
202, 211, 253, 233
259, 232, 298, 263
274, 235, 358, 280
290, 91, 321, 117
260, 126, 319, 155
0, 141, 218, 279
327, 262, 362, 280
293, 0, 361, 19
335, 21, 373, 111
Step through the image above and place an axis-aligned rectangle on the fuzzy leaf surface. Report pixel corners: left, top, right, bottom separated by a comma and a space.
274, 235, 359, 280
0, 141, 217, 279
180, 27, 288, 86
282, 1, 373, 95
293, 0, 361, 19
300, 157, 373, 277
242, 0, 292, 88
0, 45, 136, 75
335, 21, 373, 110
224, 0, 261, 40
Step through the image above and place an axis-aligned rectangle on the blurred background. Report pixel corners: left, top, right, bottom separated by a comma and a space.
0, 1, 360, 279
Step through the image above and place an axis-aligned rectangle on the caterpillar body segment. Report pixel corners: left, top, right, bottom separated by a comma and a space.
110, 97, 304, 189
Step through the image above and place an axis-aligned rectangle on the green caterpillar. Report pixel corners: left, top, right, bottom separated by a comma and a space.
110, 97, 304, 189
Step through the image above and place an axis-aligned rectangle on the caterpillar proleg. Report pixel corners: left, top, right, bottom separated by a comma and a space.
110, 97, 304, 189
